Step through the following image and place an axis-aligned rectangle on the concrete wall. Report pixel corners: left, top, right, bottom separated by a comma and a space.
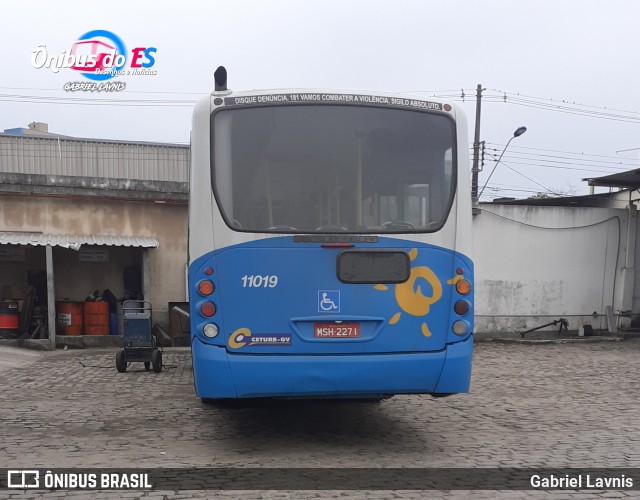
0, 195, 188, 328
631, 211, 640, 325
473, 204, 628, 333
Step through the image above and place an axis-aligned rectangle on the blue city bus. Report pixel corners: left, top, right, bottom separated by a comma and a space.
189, 68, 473, 401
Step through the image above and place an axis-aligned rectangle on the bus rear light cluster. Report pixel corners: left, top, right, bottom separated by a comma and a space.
452, 273, 472, 336
198, 266, 219, 339
201, 302, 217, 317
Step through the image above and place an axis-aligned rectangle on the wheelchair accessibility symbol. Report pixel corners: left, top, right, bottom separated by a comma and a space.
318, 290, 340, 313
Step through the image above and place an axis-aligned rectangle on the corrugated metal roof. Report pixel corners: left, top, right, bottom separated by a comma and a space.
485, 191, 616, 207
0, 232, 159, 251
0, 135, 189, 183
584, 169, 640, 188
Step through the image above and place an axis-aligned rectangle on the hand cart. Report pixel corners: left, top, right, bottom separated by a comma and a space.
116, 300, 162, 373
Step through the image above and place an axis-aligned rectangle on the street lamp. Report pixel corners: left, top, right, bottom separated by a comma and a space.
478, 126, 527, 200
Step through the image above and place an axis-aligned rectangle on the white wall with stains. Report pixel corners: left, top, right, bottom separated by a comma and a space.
473, 204, 629, 334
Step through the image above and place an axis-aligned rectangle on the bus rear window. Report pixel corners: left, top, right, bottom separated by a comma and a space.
212, 104, 456, 233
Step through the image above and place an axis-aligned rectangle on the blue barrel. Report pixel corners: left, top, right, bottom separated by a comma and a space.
109, 313, 118, 335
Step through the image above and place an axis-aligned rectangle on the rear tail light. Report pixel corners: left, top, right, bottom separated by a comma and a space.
456, 279, 471, 295
454, 300, 470, 316
200, 302, 216, 317
198, 280, 214, 296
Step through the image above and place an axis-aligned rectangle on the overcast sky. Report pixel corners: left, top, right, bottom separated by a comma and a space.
2, 0, 640, 200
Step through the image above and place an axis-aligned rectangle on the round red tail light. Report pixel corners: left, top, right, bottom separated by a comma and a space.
200, 302, 216, 317
454, 300, 470, 316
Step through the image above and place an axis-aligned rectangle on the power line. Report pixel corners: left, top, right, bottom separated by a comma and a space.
483, 184, 545, 195
482, 91, 640, 124
402, 89, 472, 95
484, 155, 627, 175
0, 92, 195, 103
0, 85, 205, 96
488, 88, 640, 117
480, 160, 556, 199
496, 101, 640, 124
485, 150, 635, 171
0, 94, 195, 107
485, 142, 640, 163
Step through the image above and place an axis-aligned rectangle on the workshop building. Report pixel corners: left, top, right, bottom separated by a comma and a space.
0, 123, 189, 346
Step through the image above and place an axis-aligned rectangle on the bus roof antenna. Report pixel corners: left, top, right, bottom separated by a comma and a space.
214, 66, 227, 91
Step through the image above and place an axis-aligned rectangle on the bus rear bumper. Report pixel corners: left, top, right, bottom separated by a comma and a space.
192, 335, 473, 399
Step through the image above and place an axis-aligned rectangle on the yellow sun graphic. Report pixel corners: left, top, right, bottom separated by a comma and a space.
374, 248, 461, 337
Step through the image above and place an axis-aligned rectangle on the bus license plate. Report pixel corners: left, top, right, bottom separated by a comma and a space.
314, 323, 361, 338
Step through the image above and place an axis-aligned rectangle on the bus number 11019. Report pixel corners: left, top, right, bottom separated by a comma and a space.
241, 275, 279, 288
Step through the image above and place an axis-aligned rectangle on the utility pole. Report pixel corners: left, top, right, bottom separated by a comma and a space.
471, 84, 483, 209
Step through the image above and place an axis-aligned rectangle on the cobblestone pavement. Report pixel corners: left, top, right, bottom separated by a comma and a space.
1, 339, 640, 499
